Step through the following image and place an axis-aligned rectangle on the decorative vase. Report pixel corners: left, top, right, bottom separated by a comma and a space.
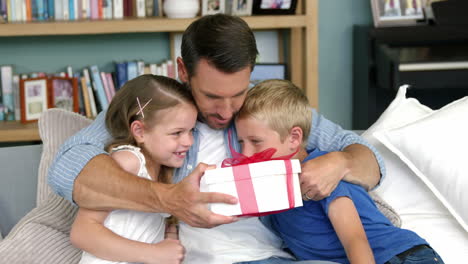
163, 0, 200, 19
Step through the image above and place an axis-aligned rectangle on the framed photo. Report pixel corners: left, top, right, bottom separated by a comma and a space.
202, 0, 225, 15
231, 0, 253, 16
19, 77, 51, 123
49, 77, 79, 113
250, 63, 287, 85
252, 0, 297, 15
371, 0, 427, 27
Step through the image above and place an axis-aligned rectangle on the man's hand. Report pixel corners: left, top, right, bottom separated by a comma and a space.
159, 163, 238, 228
300, 151, 350, 201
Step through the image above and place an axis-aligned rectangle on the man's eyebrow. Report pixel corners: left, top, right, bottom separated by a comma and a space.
203, 88, 248, 98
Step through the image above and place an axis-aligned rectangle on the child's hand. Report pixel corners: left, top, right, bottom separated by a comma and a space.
144, 238, 185, 264
165, 223, 179, 240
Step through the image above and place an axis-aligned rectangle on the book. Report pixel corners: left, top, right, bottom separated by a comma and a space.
83, 68, 98, 117
100, 71, 112, 102
80, 76, 92, 118
105, 72, 116, 99
12, 75, 20, 121
89, 65, 108, 110
0, 0, 7, 22
1, 65, 15, 121
137, 60, 145, 76
115, 61, 127, 89
126, 61, 138, 81
113, 0, 122, 18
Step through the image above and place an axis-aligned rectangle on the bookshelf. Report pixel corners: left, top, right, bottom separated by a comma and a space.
0, 0, 318, 143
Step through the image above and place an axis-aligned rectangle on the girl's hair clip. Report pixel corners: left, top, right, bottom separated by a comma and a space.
136, 97, 153, 118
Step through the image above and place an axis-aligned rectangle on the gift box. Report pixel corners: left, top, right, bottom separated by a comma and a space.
200, 159, 303, 216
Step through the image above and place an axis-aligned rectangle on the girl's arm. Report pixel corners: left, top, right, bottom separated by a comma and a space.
70, 208, 183, 263
328, 197, 375, 264
70, 151, 184, 263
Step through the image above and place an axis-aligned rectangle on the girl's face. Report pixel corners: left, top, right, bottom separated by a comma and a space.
141, 103, 198, 168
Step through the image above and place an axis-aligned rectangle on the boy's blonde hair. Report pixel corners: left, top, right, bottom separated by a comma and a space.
237, 79, 312, 146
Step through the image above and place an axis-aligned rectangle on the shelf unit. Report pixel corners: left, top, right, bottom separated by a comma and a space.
0, 0, 318, 143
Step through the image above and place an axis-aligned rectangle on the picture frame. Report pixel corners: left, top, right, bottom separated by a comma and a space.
49, 76, 79, 113
202, 0, 225, 16
250, 63, 287, 85
371, 0, 427, 27
19, 77, 51, 123
231, 0, 253, 16
252, 0, 297, 15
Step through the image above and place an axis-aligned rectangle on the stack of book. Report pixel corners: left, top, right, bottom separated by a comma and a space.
0, 59, 176, 122
0, 0, 163, 22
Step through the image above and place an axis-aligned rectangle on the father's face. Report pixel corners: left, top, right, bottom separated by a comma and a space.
179, 58, 251, 130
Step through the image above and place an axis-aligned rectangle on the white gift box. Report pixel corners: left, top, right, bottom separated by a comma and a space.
200, 159, 303, 216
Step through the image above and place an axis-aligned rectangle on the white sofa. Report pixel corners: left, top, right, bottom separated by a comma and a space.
1, 87, 467, 263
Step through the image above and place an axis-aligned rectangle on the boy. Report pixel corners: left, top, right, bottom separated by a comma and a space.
234, 79, 442, 264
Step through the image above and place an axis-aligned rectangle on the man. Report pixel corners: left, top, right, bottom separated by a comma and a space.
49, 14, 384, 263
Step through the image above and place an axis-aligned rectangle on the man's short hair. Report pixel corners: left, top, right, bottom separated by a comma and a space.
181, 14, 259, 77
237, 79, 312, 145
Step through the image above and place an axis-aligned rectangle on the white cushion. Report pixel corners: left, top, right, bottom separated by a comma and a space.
374, 95, 468, 232
362, 85, 468, 263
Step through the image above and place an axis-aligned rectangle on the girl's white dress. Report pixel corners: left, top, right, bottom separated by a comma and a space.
79, 145, 169, 264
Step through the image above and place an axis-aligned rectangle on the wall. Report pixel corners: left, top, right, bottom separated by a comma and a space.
318, 0, 372, 129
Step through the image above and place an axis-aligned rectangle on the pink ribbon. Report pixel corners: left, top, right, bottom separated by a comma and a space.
222, 130, 297, 216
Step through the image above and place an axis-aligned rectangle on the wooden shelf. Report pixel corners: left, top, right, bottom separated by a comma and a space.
0, 15, 308, 37
0, 121, 40, 142
0, 0, 318, 143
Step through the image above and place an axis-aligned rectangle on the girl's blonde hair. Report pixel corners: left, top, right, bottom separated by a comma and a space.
105, 74, 195, 183
237, 79, 311, 146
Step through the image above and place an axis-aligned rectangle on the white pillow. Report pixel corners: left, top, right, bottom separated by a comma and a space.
362, 85, 468, 263
374, 96, 468, 232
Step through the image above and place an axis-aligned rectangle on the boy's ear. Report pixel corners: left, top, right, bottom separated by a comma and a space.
130, 120, 145, 144
177, 57, 189, 83
288, 126, 303, 150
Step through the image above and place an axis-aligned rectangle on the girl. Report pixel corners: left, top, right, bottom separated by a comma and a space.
70, 74, 198, 264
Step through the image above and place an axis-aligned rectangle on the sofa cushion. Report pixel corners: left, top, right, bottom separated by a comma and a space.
0, 109, 92, 263
37, 109, 93, 206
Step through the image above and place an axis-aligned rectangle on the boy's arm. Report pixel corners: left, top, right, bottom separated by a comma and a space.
301, 109, 384, 200
328, 197, 375, 264
48, 112, 237, 227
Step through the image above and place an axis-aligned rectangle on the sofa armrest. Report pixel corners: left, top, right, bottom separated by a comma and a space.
0, 194, 81, 263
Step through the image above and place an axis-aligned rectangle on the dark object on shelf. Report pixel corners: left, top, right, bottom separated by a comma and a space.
252, 0, 297, 15
431, 0, 468, 25
352, 25, 468, 130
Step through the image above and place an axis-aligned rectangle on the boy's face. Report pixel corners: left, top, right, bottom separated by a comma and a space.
236, 116, 294, 158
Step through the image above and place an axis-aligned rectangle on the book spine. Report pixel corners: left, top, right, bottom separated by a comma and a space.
144, 0, 150, 17
0, 0, 7, 22
115, 62, 127, 89
80, 76, 92, 118
53, 0, 62, 20
90, 0, 97, 19
47, 0, 53, 19
137, 60, 145, 76
1, 66, 15, 121
68, 0, 75, 20
105, 72, 116, 99
14, 0, 22, 21
126, 61, 138, 81
62, 0, 69, 20
12, 75, 20, 121
100, 71, 112, 102
135, 0, 144, 18
83, 68, 98, 116
89, 65, 108, 110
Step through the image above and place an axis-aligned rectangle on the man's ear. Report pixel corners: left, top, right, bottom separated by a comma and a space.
288, 126, 303, 150
177, 57, 189, 83
131, 120, 145, 144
